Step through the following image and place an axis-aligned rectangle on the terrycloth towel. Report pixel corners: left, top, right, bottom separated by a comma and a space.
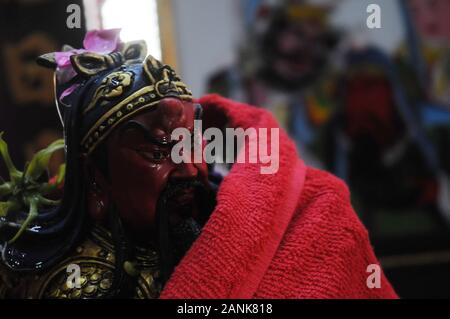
160, 94, 398, 299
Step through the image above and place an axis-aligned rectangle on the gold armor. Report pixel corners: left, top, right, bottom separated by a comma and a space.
0, 225, 162, 299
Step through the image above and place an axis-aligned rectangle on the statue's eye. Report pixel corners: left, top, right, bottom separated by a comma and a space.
152, 151, 165, 160
136, 148, 168, 162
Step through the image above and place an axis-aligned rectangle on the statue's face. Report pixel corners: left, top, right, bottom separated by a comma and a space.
265, 13, 333, 85
104, 97, 208, 238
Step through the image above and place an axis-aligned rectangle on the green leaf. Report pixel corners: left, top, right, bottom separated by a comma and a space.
25, 139, 65, 182
38, 195, 61, 207
0, 182, 12, 198
56, 164, 66, 186
38, 182, 55, 196
8, 197, 38, 243
0, 132, 23, 183
0, 200, 20, 217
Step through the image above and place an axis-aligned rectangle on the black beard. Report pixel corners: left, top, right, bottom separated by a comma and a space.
155, 179, 205, 283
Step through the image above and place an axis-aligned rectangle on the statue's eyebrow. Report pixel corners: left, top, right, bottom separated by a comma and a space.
120, 120, 172, 147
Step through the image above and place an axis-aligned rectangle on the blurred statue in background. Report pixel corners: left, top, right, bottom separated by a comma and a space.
335, 47, 450, 228
208, 0, 340, 168
332, 0, 450, 229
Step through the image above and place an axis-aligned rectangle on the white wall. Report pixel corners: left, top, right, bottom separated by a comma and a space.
331, 0, 405, 53
172, 0, 244, 97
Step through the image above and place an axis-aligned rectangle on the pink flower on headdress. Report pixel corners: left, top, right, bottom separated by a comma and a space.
56, 29, 121, 100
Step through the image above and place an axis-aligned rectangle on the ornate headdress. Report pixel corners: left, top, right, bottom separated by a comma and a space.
38, 29, 192, 155
38, 30, 192, 153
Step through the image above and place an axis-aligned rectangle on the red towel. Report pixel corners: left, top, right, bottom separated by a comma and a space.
160, 94, 398, 299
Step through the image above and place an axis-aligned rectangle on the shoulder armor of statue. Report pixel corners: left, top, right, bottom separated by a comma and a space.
0, 225, 161, 299
37, 225, 117, 299
41, 225, 162, 299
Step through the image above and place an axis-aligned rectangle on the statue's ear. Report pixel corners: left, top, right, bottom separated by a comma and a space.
121, 40, 147, 62
36, 44, 76, 69
70, 52, 109, 77
36, 52, 57, 69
